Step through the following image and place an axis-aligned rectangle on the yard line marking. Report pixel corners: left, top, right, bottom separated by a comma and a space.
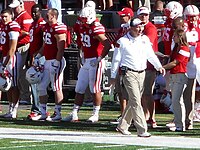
94, 144, 126, 148
11, 140, 43, 143
138, 148, 168, 150
0, 143, 76, 149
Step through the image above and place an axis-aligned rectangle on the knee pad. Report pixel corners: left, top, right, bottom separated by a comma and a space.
38, 90, 47, 96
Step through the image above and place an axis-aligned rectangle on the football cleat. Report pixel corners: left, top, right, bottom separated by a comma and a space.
31, 113, 47, 121
0, 113, 16, 119
62, 113, 79, 122
46, 112, 62, 122
87, 114, 99, 122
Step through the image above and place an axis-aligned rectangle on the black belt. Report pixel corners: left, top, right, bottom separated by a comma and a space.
127, 68, 144, 73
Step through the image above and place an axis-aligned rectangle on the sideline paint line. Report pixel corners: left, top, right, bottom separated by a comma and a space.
138, 148, 168, 150
11, 140, 43, 143
94, 144, 126, 148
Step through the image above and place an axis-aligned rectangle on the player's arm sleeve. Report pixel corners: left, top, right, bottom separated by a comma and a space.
111, 40, 122, 79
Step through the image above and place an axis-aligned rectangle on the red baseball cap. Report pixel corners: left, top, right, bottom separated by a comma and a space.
117, 7, 134, 18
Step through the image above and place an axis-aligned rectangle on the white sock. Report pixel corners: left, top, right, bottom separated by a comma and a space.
40, 103, 47, 115
11, 102, 19, 117
55, 105, 61, 116
8, 102, 13, 114
93, 105, 100, 116
72, 104, 80, 116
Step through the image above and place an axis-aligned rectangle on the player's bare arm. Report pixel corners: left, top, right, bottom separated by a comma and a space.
3, 39, 18, 67
55, 33, 66, 61
95, 34, 111, 58
163, 59, 179, 70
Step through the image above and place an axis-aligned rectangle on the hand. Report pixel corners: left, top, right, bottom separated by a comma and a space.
89, 56, 102, 67
0, 65, 5, 74
51, 60, 60, 74
109, 78, 116, 86
33, 58, 39, 66
159, 67, 166, 76
33, 53, 42, 66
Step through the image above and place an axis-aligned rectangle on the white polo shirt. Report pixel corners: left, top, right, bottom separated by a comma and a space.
111, 32, 162, 78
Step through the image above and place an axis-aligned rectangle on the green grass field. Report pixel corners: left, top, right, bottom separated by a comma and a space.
0, 100, 200, 149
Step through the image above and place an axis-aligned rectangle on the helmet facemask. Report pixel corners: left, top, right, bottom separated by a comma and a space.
79, 7, 96, 24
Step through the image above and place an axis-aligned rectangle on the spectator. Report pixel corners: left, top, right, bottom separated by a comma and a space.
0, 8, 20, 118
165, 16, 185, 128
112, 7, 134, 123
150, 0, 167, 54
31, 8, 67, 121
99, 0, 113, 10
47, 0, 62, 23
9, 0, 33, 106
62, 7, 111, 123
118, 0, 133, 10
111, 17, 165, 137
137, 6, 159, 128
163, 29, 190, 132
162, 2, 183, 127
132, 0, 151, 12
26, 4, 46, 120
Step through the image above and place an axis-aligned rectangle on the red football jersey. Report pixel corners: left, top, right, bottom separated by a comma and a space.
170, 45, 190, 74
162, 19, 174, 55
14, 10, 33, 46
73, 17, 82, 48
144, 21, 158, 52
29, 18, 45, 58
143, 21, 159, 71
0, 18, 2, 49
42, 22, 67, 60
113, 23, 130, 42
185, 25, 200, 58
79, 19, 105, 58
0, 21, 20, 57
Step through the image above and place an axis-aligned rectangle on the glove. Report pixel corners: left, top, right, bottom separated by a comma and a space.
51, 60, 60, 74
0, 65, 5, 74
33, 53, 42, 67
89, 56, 102, 67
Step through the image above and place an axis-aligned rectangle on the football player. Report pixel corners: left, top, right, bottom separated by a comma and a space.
62, 7, 111, 122
0, 9, 21, 119
26, 4, 46, 120
31, 8, 67, 122
183, 5, 200, 130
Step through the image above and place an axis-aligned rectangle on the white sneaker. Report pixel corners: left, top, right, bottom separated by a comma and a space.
62, 113, 78, 122
138, 132, 151, 137
110, 116, 122, 124
169, 127, 185, 132
166, 122, 175, 128
116, 127, 131, 135
31, 114, 47, 121
46, 112, 62, 122
87, 114, 99, 122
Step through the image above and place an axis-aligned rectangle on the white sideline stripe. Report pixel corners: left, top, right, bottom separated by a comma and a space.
138, 148, 168, 150
1, 127, 200, 149
94, 144, 125, 148
11, 140, 43, 143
